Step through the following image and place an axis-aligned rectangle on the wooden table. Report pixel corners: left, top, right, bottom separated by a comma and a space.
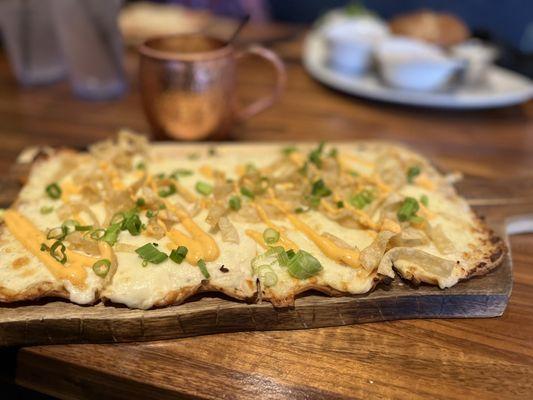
0, 28, 532, 399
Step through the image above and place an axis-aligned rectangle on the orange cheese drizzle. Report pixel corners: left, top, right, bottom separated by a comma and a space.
3, 210, 95, 288
164, 201, 219, 264
266, 199, 361, 268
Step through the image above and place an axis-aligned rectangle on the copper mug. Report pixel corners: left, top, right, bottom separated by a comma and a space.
139, 34, 286, 140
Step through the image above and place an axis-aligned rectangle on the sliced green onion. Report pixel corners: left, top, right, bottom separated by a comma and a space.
263, 228, 280, 245
62, 219, 80, 234
45, 183, 61, 199
75, 225, 93, 232
397, 197, 420, 222
228, 195, 241, 211
136, 198, 146, 207
40, 206, 54, 215
308, 141, 325, 168
197, 259, 210, 279
240, 187, 254, 199
102, 223, 121, 246
136, 243, 168, 265
349, 170, 359, 177
349, 190, 374, 209
188, 152, 200, 160
420, 194, 429, 207
277, 248, 296, 267
159, 203, 166, 210
146, 210, 158, 219
294, 207, 306, 214
40, 243, 49, 252
169, 246, 188, 264
311, 179, 332, 198
256, 265, 278, 287
124, 214, 142, 236
89, 228, 106, 240
336, 201, 344, 208
195, 181, 213, 196
47, 226, 68, 240
158, 183, 176, 198
410, 215, 425, 224
299, 161, 309, 176
110, 212, 126, 226
155, 173, 165, 180
328, 148, 338, 158
306, 195, 321, 209
170, 168, 193, 179
50, 240, 67, 264
407, 166, 421, 183
135, 162, 146, 170
282, 146, 297, 155
92, 259, 111, 278
208, 147, 217, 156
286, 250, 322, 279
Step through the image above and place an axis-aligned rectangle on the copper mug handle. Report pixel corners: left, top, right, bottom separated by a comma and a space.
235, 45, 287, 121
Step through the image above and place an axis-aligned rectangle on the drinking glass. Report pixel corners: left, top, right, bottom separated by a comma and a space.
0, 0, 65, 85
51, 0, 126, 100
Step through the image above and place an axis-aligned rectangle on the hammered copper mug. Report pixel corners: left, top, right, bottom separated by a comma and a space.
139, 34, 286, 140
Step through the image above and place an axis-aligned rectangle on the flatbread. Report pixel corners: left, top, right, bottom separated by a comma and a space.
0, 131, 505, 309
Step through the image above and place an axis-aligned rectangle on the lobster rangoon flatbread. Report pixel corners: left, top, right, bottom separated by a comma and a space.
0, 131, 505, 309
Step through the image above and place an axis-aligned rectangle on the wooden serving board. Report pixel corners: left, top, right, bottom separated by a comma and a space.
0, 151, 532, 347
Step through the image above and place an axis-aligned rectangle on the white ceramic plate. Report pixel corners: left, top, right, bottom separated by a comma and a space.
303, 32, 533, 109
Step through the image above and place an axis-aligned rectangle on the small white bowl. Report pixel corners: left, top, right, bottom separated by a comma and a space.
376, 37, 462, 91
324, 17, 389, 75
451, 39, 498, 85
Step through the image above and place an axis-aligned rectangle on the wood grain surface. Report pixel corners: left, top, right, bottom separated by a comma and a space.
0, 27, 532, 399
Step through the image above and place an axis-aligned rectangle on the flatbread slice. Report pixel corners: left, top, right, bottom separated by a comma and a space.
0, 131, 505, 309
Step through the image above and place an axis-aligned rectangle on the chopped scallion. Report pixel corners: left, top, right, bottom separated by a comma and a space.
50, 240, 67, 264
336, 201, 344, 208
169, 246, 188, 264
47, 226, 68, 240
45, 183, 61, 199
282, 146, 297, 155
135, 243, 168, 265
311, 179, 332, 198
101, 223, 121, 246
158, 183, 176, 198
92, 259, 111, 278
263, 228, 280, 245
308, 141, 325, 168
40, 205, 54, 215
124, 214, 142, 236
61, 219, 80, 234
170, 168, 193, 179
89, 228, 106, 240
407, 166, 421, 183
240, 187, 254, 199
256, 265, 278, 287
136, 198, 146, 207
75, 225, 93, 232
286, 250, 322, 279
420, 194, 429, 207
228, 195, 241, 211
195, 181, 213, 196
197, 259, 210, 279
349, 190, 374, 209
397, 197, 420, 222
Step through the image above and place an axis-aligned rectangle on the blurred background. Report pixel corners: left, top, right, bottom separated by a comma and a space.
0, 0, 532, 146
